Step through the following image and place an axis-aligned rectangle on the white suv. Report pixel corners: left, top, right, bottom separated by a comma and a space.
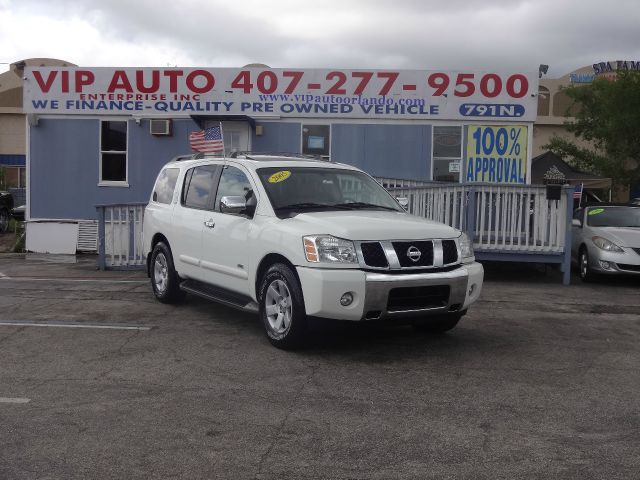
143, 153, 483, 349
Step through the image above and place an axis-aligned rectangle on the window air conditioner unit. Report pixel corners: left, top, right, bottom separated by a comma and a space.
150, 119, 172, 136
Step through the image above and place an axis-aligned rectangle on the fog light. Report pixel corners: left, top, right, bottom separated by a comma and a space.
599, 260, 612, 270
469, 284, 476, 296
340, 292, 354, 306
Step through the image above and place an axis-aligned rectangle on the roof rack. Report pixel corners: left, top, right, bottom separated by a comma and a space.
229, 151, 331, 162
172, 152, 224, 161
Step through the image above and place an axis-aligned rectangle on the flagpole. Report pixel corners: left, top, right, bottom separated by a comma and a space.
219, 121, 225, 156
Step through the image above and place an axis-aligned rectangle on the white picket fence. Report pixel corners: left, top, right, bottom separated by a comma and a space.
381, 181, 572, 254
97, 203, 146, 269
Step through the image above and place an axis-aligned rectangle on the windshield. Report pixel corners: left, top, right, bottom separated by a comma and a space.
257, 167, 404, 216
586, 206, 640, 227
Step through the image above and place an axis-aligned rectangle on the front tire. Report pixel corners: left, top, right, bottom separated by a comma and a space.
412, 312, 464, 334
258, 263, 308, 349
150, 242, 185, 303
579, 247, 595, 282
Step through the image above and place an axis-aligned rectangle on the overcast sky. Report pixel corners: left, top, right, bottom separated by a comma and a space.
1, 0, 639, 77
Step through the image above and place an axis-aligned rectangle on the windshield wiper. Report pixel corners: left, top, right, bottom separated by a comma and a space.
276, 202, 349, 210
333, 202, 399, 211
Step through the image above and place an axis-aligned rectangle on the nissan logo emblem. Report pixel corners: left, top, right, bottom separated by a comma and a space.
407, 246, 421, 262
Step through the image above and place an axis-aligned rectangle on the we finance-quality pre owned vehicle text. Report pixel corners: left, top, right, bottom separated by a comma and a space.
143, 153, 484, 349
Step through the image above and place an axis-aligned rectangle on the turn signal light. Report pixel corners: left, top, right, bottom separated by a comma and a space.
304, 238, 318, 262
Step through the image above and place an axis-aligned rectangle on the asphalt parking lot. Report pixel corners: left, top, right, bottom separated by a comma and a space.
0, 254, 638, 480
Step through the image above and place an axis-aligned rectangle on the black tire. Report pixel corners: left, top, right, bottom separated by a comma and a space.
412, 311, 464, 334
579, 247, 596, 282
150, 242, 185, 303
0, 207, 9, 234
258, 263, 308, 349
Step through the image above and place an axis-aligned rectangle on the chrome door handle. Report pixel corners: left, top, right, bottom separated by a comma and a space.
204, 219, 215, 228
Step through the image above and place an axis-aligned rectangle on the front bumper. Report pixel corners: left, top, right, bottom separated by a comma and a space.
296, 262, 483, 321
588, 246, 640, 275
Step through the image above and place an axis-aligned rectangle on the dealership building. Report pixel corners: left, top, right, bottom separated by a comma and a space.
22, 65, 538, 253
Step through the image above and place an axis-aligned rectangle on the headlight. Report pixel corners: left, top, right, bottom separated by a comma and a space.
303, 235, 357, 263
592, 236, 623, 252
458, 232, 474, 262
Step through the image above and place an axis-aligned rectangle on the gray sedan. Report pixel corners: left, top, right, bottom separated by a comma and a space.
572, 204, 640, 281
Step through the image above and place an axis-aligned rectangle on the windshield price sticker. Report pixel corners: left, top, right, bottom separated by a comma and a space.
588, 208, 605, 216
465, 125, 528, 184
24, 67, 538, 121
268, 171, 291, 183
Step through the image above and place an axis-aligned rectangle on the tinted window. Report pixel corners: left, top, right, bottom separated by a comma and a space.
215, 166, 253, 211
183, 165, 218, 210
153, 168, 179, 204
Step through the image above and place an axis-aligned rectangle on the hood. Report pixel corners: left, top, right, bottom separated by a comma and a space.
592, 227, 640, 248
283, 210, 459, 240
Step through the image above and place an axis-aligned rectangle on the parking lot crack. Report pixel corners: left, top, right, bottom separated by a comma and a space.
94, 330, 140, 379
253, 362, 320, 479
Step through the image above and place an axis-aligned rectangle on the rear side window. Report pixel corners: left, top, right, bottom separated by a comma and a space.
152, 168, 179, 204
182, 165, 218, 210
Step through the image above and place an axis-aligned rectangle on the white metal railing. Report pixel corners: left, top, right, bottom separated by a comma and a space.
387, 183, 571, 253
96, 203, 146, 269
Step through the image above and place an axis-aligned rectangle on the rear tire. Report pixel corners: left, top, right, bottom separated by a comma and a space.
258, 263, 308, 349
150, 242, 185, 303
412, 312, 464, 334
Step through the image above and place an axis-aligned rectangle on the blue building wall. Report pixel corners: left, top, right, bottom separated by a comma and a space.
332, 124, 432, 181
30, 118, 198, 219
252, 122, 301, 153
30, 118, 440, 220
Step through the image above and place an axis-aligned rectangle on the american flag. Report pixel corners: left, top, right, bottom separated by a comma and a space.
573, 183, 584, 200
189, 126, 224, 153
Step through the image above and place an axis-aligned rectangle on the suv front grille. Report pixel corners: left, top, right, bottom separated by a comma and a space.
392, 241, 434, 268
442, 240, 458, 264
360, 242, 388, 268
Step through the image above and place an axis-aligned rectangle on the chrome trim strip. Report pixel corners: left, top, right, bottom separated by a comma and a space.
381, 241, 401, 268
432, 239, 443, 267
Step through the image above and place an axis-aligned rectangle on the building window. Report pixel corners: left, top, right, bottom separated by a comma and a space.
302, 125, 330, 158
100, 121, 128, 184
432, 126, 462, 182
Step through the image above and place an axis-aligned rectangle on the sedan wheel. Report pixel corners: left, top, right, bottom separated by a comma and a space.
579, 248, 594, 282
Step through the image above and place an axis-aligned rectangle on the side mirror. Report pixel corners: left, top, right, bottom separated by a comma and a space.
572, 218, 582, 228
219, 196, 247, 215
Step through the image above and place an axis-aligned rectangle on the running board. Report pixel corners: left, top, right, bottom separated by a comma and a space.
180, 279, 259, 314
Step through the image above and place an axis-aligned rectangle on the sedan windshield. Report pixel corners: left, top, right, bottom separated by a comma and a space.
257, 167, 404, 216
586, 206, 640, 227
